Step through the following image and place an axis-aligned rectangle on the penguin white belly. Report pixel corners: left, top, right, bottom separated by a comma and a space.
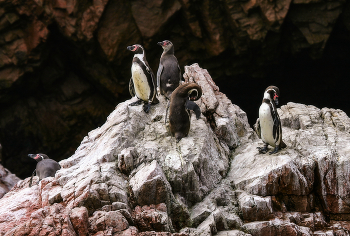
131, 63, 151, 101
259, 103, 276, 147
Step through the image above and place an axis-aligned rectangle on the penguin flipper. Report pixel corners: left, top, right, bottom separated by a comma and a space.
29, 169, 36, 187
186, 100, 201, 119
129, 78, 135, 97
165, 99, 170, 124
254, 118, 261, 139
178, 64, 183, 81
157, 63, 163, 93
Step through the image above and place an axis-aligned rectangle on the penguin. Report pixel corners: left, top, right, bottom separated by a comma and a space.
255, 85, 286, 154
157, 40, 182, 123
169, 83, 202, 141
28, 153, 61, 187
156, 40, 181, 98
127, 44, 159, 113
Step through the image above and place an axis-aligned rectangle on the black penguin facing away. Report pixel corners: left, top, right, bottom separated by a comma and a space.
28, 153, 61, 187
255, 85, 286, 154
156, 40, 181, 99
127, 44, 159, 113
169, 83, 202, 141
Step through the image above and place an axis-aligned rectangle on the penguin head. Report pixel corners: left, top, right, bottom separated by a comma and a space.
127, 44, 144, 55
157, 40, 174, 54
188, 88, 201, 101
28, 153, 49, 162
264, 86, 280, 105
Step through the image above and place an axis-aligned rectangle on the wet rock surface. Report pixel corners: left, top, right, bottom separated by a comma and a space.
0, 64, 350, 235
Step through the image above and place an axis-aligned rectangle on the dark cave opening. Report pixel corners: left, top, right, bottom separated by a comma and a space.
216, 17, 350, 126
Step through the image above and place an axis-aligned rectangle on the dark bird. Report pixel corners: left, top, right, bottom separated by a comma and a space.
255, 86, 286, 154
156, 40, 181, 99
169, 83, 202, 141
157, 40, 182, 123
28, 153, 61, 187
127, 44, 158, 113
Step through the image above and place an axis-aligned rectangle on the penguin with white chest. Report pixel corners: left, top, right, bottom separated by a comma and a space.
255, 85, 286, 154
127, 44, 159, 113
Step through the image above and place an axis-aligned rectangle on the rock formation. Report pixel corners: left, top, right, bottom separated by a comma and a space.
0, 64, 349, 235
1, 0, 350, 178
0, 163, 21, 199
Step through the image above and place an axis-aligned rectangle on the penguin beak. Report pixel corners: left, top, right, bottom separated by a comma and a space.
28, 154, 35, 159
127, 45, 138, 51
157, 42, 163, 46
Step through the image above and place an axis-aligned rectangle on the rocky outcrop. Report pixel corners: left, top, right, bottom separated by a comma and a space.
1, 0, 350, 179
0, 64, 350, 235
0, 163, 20, 198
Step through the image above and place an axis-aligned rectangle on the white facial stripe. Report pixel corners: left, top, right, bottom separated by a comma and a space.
263, 89, 277, 100
263, 91, 271, 99
188, 89, 198, 96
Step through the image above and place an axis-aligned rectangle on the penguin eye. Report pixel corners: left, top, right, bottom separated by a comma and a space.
132, 45, 138, 51
274, 94, 278, 100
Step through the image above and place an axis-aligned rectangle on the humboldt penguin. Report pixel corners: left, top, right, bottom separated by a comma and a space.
127, 44, 158, 113
157, 40, 181, 98
255, 86, 286, 154
169, 83, 202, 141
157, 40, 182, 123
28, 153, 61, 187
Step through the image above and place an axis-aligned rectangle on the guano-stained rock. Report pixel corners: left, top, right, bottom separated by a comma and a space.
0, 65, 349, 235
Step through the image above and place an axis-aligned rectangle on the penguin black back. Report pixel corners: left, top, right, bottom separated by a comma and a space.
28, 153, 61, 186
169, 83, 202, 141
157, 40, 181, 99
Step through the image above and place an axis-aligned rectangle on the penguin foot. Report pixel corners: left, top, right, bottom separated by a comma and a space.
129, 100, 143, 106
257, 145, 268, 154
269, 146, 280, 155
143, 103, 151, 113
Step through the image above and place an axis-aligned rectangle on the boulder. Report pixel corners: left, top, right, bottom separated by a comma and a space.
0, 163, 21, 198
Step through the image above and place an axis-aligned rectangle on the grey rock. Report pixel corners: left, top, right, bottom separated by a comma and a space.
129, 160, 173, 207
0, 164, 21, 198
88, 210, 129, 234
118, 147, 136, 175
236, 190, 273, 222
